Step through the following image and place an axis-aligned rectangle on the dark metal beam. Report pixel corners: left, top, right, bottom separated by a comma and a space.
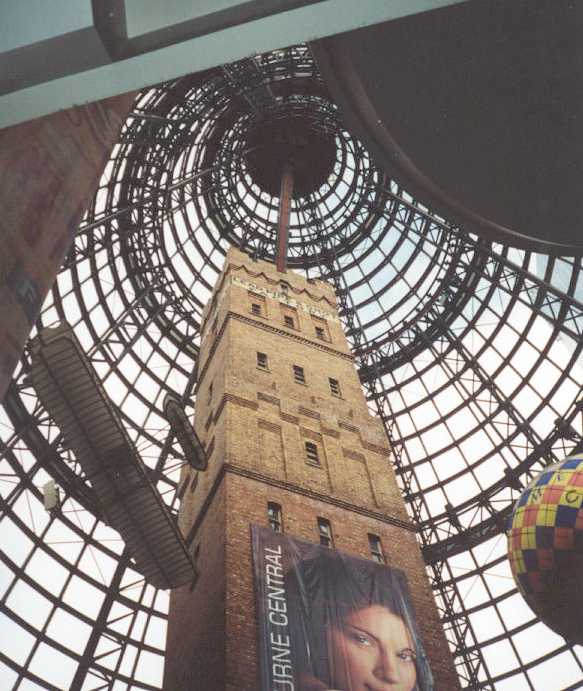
276, 162, 294, 273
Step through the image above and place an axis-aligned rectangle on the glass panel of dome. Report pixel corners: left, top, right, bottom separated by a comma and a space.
2, 42, 583, 689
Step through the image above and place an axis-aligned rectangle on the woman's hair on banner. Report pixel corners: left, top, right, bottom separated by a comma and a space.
251, 525, 434, 691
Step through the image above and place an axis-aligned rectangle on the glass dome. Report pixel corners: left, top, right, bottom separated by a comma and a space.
1, 45, 583, 690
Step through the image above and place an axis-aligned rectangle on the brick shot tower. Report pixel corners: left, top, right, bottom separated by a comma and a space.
163, 246, 459, 690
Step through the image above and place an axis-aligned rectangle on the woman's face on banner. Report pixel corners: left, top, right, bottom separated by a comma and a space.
327, 604, 417, 691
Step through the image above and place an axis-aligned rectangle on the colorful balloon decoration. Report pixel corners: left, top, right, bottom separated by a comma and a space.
507, 455, 583, 643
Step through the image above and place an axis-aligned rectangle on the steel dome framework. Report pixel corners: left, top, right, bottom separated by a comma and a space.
2, 45, 583, 690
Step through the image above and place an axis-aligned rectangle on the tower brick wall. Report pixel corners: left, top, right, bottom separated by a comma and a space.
164, 247, 460, 690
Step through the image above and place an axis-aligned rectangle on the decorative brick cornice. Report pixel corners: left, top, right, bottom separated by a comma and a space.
185, 460, 415, 547
230, 312, 352, 360
224, 392, 259, 410
225, 462, 415, 533
198, 311, 231, 386
280, 411, 300, 425
206, 389, 392, 463
197, 310, 352, 388
212, 391, 259, 427
343, 448, 366, 463
227, 261, 337, 307
362, 440, 391, 457
185, 464, 227, 547
338, 419, 359, 433
213, 394, 228, 425
258, 418, 282, 434
257, 392, 280, 406
205, 436, 215, 459
298, 405, 320, 420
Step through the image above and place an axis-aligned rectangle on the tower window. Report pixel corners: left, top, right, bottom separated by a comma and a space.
293, 365, 306, 384
368, 533, 385, 563
249, 292, 266, 316
312, 317, 329, 341
281, 306, 298, 330
208, 381, 213, 404
317, 517, 334, 548
267, 502, 283, 533
257, 352, 269, 370
329, 378, 341, 397
305, 441, 320, 465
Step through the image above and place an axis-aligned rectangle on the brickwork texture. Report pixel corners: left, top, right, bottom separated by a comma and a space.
164, 248, 460, 690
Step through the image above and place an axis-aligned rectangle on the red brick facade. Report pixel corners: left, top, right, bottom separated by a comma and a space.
164, 248, 459, 690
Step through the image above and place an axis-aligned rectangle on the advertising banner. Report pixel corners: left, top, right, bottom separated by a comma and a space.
251, 524, 434, 691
